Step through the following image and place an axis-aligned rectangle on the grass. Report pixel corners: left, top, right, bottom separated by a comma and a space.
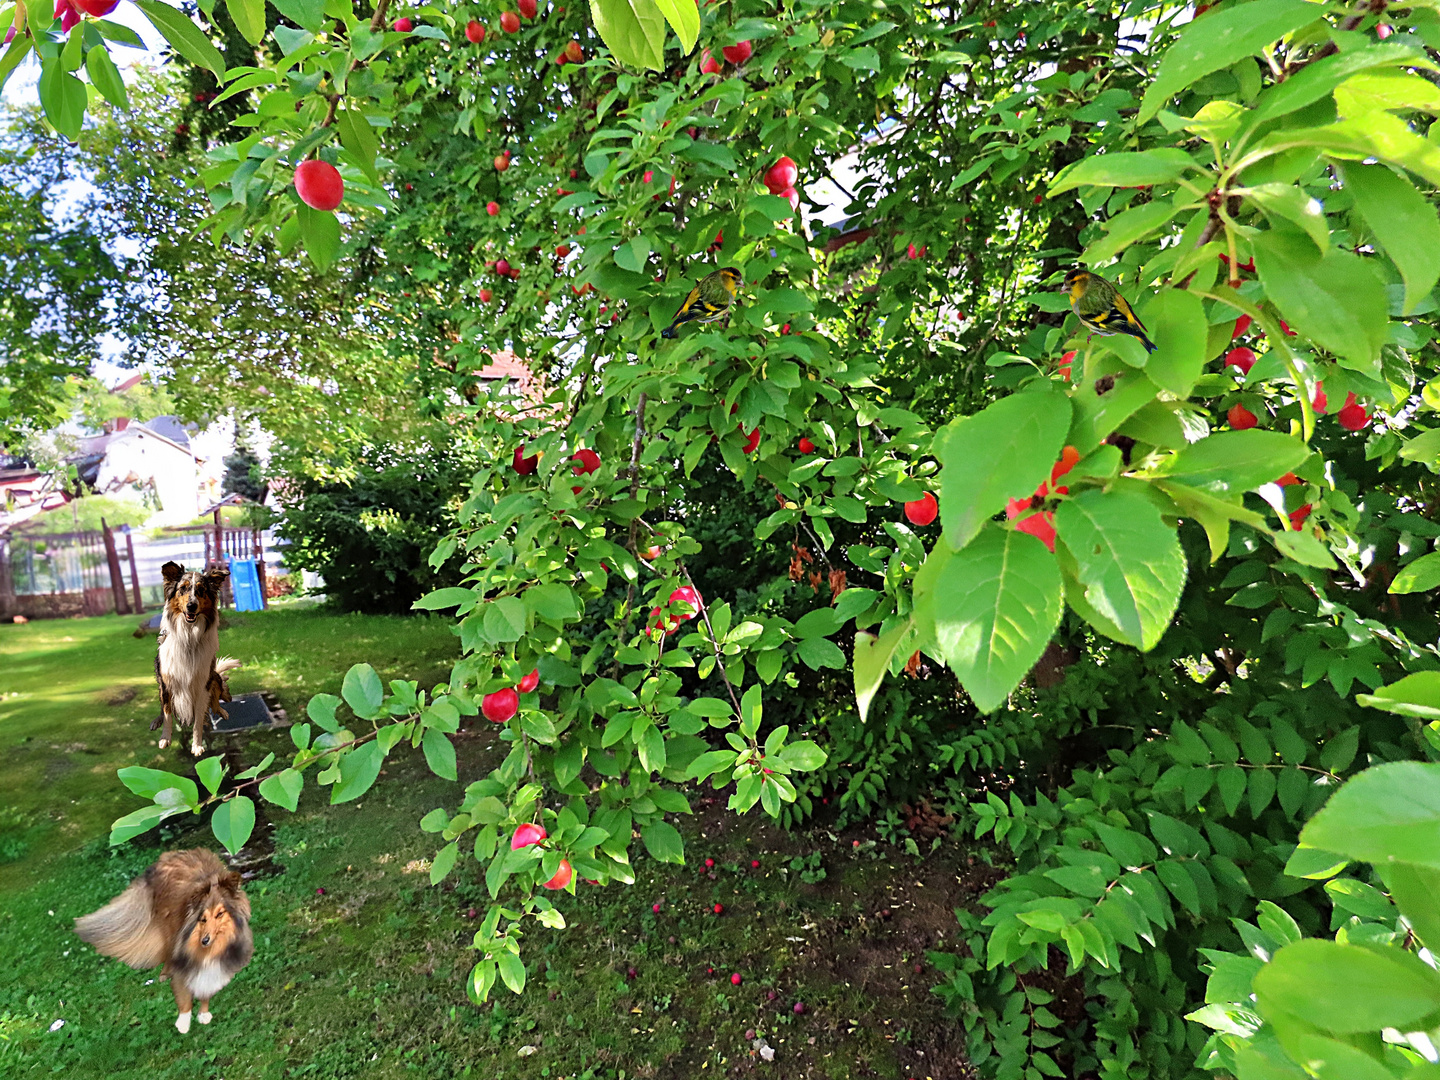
0, 608, 981, 1079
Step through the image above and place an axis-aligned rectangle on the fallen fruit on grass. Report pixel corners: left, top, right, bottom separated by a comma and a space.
518, 668, 540, 693
713, 903, 724, 914
731, 972, 743, 985
541, 859, 573, 890
626, 965, 638, 979
482, 687, 519, 723
704, 858, 715, 868
1228, 403, 1258, 430
751, 859, 760, 869
294, 159, 344, 211
511, 823, 547, 849
904, 492, 938, 526
652, 902, 662, 913
793, 1002, 806, 1014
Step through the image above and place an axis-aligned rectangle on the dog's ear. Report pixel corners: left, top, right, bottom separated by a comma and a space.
161, 562, 183, 585
202, 567, 230, 592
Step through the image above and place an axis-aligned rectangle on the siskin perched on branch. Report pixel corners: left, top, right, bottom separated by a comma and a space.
1064, 266, 1156, 354
660, 267, 743, 339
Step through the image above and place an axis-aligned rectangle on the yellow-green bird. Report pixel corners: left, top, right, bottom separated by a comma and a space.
1064, 266, 1157, 353
660, 266, 743, 338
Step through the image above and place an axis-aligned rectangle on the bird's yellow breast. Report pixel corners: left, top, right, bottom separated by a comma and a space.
1067, 274, 1091, 304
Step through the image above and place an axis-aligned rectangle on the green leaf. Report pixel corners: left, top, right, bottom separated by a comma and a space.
109, 805, 170, 846
1254, 938, 1440, 1033
649, 0, 699, 52
1165, 430, 1310, 496
258, 769, 304, 813
39, 58, 87, 142
1253, 225, 1389, 371
590, 0, 667, 71
1344, 162, 1440, 316
1139, 0, 1323, 123
1245, 183, 1330, 251
1246, 43, 1428, 128
1142, 288, 1207, 397
927, 526, 1064, 713
0, 31, 34, 98
614, 234, 651, 273
413, 586, 474, 611
1357, 672, 1440, 719
1050, 150, 1197, 195
1056, 488, 1187, 651
85, 45, 129, 110
496, 951, 526, 994
525, 583, 582, 623
640, 821, 685, 863
134, 0, 228, 79
307, 693, 341, 732
686, 749, 737, 780
1300, 761, 1440, 868
116, 767, 199, 806
854, 621, 908, 723
939, 388, 1073, 552
195, 756, 227, 796
1391, 552, 1440, 594
430, 841, 459, 885
797, 637, 846, 670
224, 0, 266, 44
268, 0, 326, 31
331, 741, 384, 803
211, 796, 256, 855
483, 597, 528, 642
296, 203, 341, 273
337, 104, 381, 185
1082, 201, 1179, 265
422, 728, 457, 781
775, 740, 826, 771
341, 663, 384, 720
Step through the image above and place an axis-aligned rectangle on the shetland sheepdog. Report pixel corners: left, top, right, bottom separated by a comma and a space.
153, 562, 240, 756
74, 849, 254, 1033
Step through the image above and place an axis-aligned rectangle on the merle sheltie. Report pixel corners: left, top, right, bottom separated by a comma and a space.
74, 849, 254, 1033
154, 561, 240, 756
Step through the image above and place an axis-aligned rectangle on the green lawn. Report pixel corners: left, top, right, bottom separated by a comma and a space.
0, 608, 979, 1079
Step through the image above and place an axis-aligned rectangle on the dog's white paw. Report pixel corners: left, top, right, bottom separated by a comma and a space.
157, 739, 170, 749
175, 1012, 192, 1034
197, 1011, 212, 1025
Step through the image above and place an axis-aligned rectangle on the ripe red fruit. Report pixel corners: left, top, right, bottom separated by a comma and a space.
466, 19, 486, 42
1015, 510, 1058, 552
479, 288, 493, 303
1276, 472, 1300, 487
652, 902, 662, 913
554, 243, 571, 258
393, 16, 413, 31
1312, 381, 1328, 415
798, 437, 816, 454
1225, 347, 1255, 375
764, 156, 798, 193
722, 40, 753, 63
780, 323, 791, 335
73, 0, 120, 14
750, 859, 760, 868
1338, 393, 1370, 432
511, 823, 547, 849
494, 155, 510, 172
294, 159, 344, 211
542, 859, 573, 890
571, 448, 601, 476
513, 444, 538, 474
565, 40, 584, 63
1228, 403, 1258, 430
519, 0, 537, 16
730, 972, 742, 985
776, 186, 800, 211
794, 1002, 806, 1014
713, 903, 724, 915
699, 48, 722, 74
518, 668, 540, 693
1279, 319, 1297, 336
741, 427, 761, 454
499, 10, 520, 32
1033, 193, 1044, 205
669, 586, 701, 620
1290, 504, 1313, 529
643, 170, 654, 184
1058, 350, 1075, 379
1377, 22, 1393, 37
1232, 314, 1252, 338
496, 258, 512, 276
482, 687, 519, 723
1051, 445, 1080, 486
509, 268, 521, 280
704, 857, 715, 868
905, 492, 938, 526
486, 200, 500, 215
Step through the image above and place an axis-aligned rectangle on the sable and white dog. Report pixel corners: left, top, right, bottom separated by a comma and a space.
153, 562, 240, 756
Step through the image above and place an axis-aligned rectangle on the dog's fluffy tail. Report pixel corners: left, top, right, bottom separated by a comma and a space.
215, 657, 242, 676
74, 880, 167, 969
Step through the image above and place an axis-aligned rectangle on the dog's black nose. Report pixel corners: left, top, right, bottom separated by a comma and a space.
186, 603, 198, 613
201, 934, 211, 946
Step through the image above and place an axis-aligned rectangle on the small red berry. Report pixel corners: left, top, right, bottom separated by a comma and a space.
486, 201, 500, 216
704, 858, 715, 868
1338, 393, 1370, 432
479, 288, 493, 303
653, 902, 662, 913
499, 10, 520, 32
794, 1002, 806, 1014
751, 859, 760, 868
466, 19, 486, 42
519, 0, 537, 16
731, 972, 743, 985
1225, 347, 1255, 375
1228, 403, 1259, 430
393, 16, 413, 31
713, 903, 724, 915
904, 492, 938, 526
